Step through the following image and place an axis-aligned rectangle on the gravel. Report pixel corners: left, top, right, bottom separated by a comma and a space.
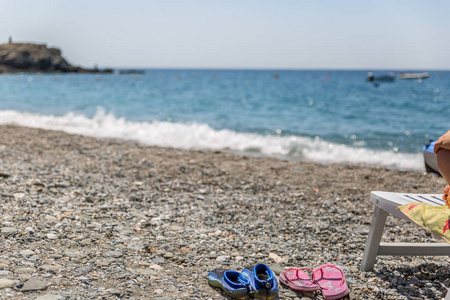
0, 125, 449, 299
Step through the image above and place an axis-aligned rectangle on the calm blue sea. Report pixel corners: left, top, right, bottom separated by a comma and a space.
0, 69, 448, 171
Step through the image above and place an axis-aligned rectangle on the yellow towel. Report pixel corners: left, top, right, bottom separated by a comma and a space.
398, 203, 450, 243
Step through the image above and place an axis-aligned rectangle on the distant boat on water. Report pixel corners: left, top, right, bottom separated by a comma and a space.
118, 69, 145, 75
366, 72, 396, 82
398, 72, 429, 80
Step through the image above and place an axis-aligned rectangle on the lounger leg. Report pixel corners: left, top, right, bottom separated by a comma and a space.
361, 206, 388, 272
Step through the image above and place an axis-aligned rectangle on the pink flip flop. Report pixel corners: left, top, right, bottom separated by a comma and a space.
312, 264, 349, 300
279, 267, 320, 291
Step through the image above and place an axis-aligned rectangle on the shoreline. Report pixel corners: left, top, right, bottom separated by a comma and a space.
0, 109, 425, 172
0, 125, 448, 299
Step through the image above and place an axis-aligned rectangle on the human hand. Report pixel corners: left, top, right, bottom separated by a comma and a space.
434, 130, 450, 154
443, 185, 450, 207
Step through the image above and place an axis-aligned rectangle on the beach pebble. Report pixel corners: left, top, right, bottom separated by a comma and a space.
0, 271, 12, 277
39, 265, 63, 272
20, 279, 47, 292
104, 251, 123, 258
269, 265, 284, 275
282, 290, 297, 298
216, 255, 229, 262
15, 268, 36, 274
1, 228, 18, 235
35, 294, 63, 300
80, 238, 92, 245
45, 215, 58, 222
13, 193, 25, 200
0, 279, 15, 289
169, 225, 184, 232
64, 251, 84, 258
24, 226, 35, 233
20, 250, 35, 257
150, 264, 163, 271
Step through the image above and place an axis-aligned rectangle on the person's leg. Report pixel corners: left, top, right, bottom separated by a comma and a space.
437, 149, 450, 185
437, 149, 450, 205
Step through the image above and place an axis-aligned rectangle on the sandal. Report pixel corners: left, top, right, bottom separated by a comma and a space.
279, 267, 320, 291
241, 264, 278, 299
208, 269, 251, 299
312, 264, 349, 300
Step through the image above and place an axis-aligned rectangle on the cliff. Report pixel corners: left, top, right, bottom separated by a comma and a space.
0, 43, 111, 73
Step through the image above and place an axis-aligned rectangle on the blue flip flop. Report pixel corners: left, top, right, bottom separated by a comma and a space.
208, 269, 252, 299
241, 264, 279, 299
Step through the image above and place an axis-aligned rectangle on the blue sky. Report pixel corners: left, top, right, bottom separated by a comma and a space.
1, 0, 449, 70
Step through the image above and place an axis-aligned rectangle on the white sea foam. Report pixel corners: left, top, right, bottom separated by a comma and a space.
0, 109, 425, 172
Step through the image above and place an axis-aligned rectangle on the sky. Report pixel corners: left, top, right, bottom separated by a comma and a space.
0, 0, 449, 70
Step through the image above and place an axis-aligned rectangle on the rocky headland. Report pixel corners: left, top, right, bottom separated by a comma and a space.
0, 43, 112, 74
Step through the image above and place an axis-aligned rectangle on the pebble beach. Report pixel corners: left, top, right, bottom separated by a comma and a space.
1, 125, 449, 300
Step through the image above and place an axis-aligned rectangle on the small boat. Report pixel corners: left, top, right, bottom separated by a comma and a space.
398, 72, 429, 80
423, 140, 441, 176
366, 72, 396, 82
118, 70, 146, 75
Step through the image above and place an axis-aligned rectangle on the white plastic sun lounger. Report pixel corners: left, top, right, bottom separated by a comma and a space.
361, 191, 450, 272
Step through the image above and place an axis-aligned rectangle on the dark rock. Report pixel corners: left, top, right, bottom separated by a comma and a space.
0, 43, 113, 74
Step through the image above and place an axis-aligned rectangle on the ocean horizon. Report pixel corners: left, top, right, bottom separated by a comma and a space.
1, 69, 447, 172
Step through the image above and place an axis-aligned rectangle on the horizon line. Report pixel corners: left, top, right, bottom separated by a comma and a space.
98, 66, 450, 72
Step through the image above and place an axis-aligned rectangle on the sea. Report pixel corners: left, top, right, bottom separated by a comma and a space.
0, 69, 448, 172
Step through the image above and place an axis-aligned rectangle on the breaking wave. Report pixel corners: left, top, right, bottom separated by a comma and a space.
0, 108, 424, 172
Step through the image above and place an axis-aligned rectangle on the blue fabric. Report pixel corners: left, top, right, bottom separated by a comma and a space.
207, 268, 251, 299
424, 140, 436, 153
223, 270, 250, 289
241, 264, 278, 299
